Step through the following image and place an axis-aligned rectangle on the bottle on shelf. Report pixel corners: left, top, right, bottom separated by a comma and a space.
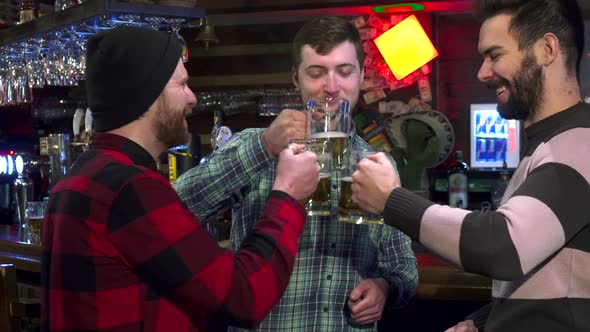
210, 110, 222, 151
491, 161, 511, 210
448, 150, 469, 209
168, 134, 201, 184
18, 0, 38, 24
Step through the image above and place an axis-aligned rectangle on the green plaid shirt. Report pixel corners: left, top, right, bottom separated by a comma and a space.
174, 128, 417, 331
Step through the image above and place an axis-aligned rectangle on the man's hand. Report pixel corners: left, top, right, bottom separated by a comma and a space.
351, 152, 400, 214
347, 278, 389, 325
444, 320, 478, 332
273, 144, 319, 201
262, 109, 307, 159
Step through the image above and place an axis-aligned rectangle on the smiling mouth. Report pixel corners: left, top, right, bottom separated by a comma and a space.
496, 87, 506, 95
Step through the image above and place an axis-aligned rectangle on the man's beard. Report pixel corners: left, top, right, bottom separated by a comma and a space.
154, 96, 190, 149
497, 53, 544, 120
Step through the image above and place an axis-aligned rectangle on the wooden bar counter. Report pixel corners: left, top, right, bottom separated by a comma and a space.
0, 226, 41, 274
0, 225, 491, 301
0, 225, 491, 330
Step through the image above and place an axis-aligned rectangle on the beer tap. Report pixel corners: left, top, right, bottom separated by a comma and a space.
84, 107, 93, 145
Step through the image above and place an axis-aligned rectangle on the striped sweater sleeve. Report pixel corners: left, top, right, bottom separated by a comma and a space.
384, 129, 590, 280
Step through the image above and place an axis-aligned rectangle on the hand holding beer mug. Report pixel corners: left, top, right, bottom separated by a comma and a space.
307, 98, 351, 168
273, 144, 320, 202
339, 149, 384, 225
290, 138, 332, 216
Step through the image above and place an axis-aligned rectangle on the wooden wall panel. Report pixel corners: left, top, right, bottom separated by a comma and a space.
435, 14, 481, 59
435, 14, 493, 168
438, 59, 482, 84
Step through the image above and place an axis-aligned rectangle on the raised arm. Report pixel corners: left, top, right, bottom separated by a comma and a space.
353, 148, 590, 281
173, 129, 273, 224
111, 147, 319, 327
175, 109, 307, 224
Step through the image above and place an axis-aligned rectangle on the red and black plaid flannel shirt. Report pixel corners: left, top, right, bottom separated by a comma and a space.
41, 133, 305, 332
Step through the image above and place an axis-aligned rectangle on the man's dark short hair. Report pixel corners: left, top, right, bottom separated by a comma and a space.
476, 0, 584, 80
292, 16, 365, 71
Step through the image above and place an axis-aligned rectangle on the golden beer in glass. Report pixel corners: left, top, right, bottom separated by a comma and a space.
28, 217, 43, 244
338, 150, 384, 225
309, 131, 348, 168
304, 173, 332, 216
291, 138, 332, 216
25, 200, 47, 244
307, 98, 351, 168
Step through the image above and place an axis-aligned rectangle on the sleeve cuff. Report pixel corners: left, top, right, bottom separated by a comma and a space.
269, 190, 305, 217
383, 187, 434, 240
465, 303, 491, 329
252, 130, 274, 162
384, 276, 402, 308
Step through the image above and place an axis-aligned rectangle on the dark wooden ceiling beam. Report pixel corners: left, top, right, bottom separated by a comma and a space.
189, 43, 291, 57
198, 0, 473, 11
203, 1, 475, 26
198, 0, 373, 11
189, 72, 292, 87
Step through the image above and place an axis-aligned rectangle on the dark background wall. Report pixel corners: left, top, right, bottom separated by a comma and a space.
3, 8, 590, 166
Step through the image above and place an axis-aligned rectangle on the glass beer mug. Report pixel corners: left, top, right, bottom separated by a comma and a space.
291, 138, 332, 216
338, 149, 384, 225
25, 200, 47, 244
306, 98, 351, 168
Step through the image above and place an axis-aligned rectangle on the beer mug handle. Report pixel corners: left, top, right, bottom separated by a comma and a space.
339, 99, 351, 133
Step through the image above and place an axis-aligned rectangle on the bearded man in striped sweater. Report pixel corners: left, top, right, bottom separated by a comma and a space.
350, 0, 590, 331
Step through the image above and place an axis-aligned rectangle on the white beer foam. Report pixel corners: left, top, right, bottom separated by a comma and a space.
310, 131, 348, 139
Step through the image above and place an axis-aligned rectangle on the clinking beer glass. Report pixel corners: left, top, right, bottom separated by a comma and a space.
25, 200, 47, 244
291, 138, 332, 216
306, 98, 351, 169
338, 149, 384, 225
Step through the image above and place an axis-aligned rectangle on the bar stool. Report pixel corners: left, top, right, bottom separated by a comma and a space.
0, 264, 40, 332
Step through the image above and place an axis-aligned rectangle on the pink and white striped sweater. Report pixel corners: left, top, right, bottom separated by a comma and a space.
385, 102, 590, 332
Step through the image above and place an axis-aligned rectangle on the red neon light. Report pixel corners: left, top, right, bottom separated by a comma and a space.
383, 6, 414, 13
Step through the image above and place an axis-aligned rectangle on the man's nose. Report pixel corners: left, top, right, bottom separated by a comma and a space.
324, 73, 339, 95
477, 58, 493, 83
187, 88, 197, 107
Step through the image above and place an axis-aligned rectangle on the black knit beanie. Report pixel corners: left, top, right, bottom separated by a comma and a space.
85, 26, 183, 132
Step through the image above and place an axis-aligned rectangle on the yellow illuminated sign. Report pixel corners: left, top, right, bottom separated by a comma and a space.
374, 14, 438, 80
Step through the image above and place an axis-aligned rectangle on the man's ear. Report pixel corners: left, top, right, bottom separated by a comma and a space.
539, 32, 559, 66
292, 66, 300, 88
359, 67, 365, 84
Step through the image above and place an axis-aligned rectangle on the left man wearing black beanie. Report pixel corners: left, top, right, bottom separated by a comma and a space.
41, 26, 321, 332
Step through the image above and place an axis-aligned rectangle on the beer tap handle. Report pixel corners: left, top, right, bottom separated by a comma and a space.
84, 107, 93, 134
84, 108, 93, 144
73, 108, 85, 140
